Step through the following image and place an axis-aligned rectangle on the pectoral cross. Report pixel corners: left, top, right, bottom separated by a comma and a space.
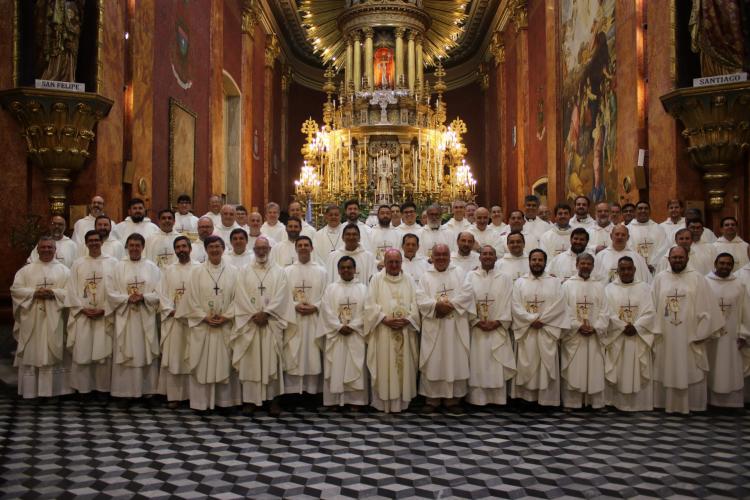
213, 282, 221, 296
576, 295, 594, 324
477, 293, 494, 321
438, 283, 453, 298
84, 271, 103, 305
36, 276, 53, 312
157, 248, 172, 267
127, 276, 145, 295
665, 288, 685, 325
174, 283, 186, 305
376, 242, 391, 260
554, 243, 567, 256
718, 297, 732, 316
618, 297, 638, 324
257, 282, 267, 296
637, 239, 654, 260
526, 294, 545, 314
294, 280, 312, 302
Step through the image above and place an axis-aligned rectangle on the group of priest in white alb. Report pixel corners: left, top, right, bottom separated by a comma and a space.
11, 193, 750, 415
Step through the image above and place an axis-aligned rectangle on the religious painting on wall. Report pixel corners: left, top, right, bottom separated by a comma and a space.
168, 98, 196, 208
560, 0, 616, 203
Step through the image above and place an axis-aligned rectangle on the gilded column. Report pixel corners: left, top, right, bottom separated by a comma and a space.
394, 28, 405, 87
240, 1, 257, 208
352, 31, 362, 91
364, 28, 374, 90
407, 30, 416, 91
263, 34, 279, 206
345, 36, 353, 88
415, 34, 424, 89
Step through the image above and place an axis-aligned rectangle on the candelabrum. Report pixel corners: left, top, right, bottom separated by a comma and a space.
294, 161, 321, 223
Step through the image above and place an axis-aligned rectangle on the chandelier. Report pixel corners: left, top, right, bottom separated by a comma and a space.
294, 0, 477, 222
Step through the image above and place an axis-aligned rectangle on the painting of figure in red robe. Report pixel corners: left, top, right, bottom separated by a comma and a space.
374, 47, 394, 89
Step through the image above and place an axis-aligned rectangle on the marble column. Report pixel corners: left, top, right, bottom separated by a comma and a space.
364, 28, 374, 90
513, 6, 529, 208
395, 28, 405, 87
352, 31, 362, 92
407, 31, 416, 91
280, 67, 292, 203
241, 3, 258, 208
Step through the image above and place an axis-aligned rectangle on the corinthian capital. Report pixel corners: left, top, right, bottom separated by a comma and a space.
264, 34, 280, 67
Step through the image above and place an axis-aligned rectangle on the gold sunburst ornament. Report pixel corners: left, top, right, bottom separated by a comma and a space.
300, 0, 468, 69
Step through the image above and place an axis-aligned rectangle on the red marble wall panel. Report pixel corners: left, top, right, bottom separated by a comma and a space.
445, 83, 486, 205
526, 0, 548, 191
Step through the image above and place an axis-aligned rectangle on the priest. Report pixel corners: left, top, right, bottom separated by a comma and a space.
232, 236, 292, 416
318, 256, 368, 409
594, 225, 651, 284
325, 224, 376, 285
174, 194, 199, 237
418, 204, 454, 259
11, 236, 71, 399
176, 235, 241, 411
28, 215, 78, 268
451, 231, 480, 273
589, 202, 614, 253
72, 195, 106, 245
713, 216, 749, 272
225, 228, 254, 269
113, 198, 159, 241
144, 209, 180, 269
190, 217, 215, 264
270, 216, 301, 268
560, 253, 609, 409
522, 195, 551, 242
158, 236, 199, 408
105, 233, 162, 400
416, 244, 475, 412
602, 256, 657, 411
497, 231, 529, 282
655, 228, 714, 275
466, 245, 515, 406
548, 228, 591, 283
66, 231, 117, 396
469, 207, 502, 252
89, 215, 125, 260
651, 246, 724, 413
401, 234, 430, 288
539, 204, 573, 258
214, 204, 241, 245
261, 202, 287, 243
705, 253, 749, 408
511, 249, 569, 406
369, 205, 401, 268
627, 201, 667, 273
283, 236, 327, 398
364, 249, 421, 412
313, 204, 344, 264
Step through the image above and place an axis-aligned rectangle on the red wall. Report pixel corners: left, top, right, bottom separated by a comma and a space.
151, 0, 211, 213
286, 82, 326, 198
526, 0, 548, 188
445, 83, 486, 205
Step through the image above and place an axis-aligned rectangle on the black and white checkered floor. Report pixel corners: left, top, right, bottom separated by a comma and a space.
0, 395, 748, 499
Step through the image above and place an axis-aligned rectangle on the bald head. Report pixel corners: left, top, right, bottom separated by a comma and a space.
384, 248, 403, 276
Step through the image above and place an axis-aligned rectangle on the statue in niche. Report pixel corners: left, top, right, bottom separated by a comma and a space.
374, 47, 394, 89
690, 0, 750, 76
35, 0, 86, 82
375, 150, 393, 203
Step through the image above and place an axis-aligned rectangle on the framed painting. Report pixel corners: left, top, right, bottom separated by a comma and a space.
560, 0, 616, 203
168, 97, 196, 208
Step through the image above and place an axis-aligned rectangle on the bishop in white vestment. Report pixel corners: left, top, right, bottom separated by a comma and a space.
602, 257, 657, 411
511, 249, 570, 406
466, 246, 515, 406
177, 236, 242, 410
66, 232, 117, 394
317, 256, 369, 407
364, 250, 421, 412
416, 245, 475, 410
105, 234, 162, 399
231, 237, 293, 415
12, 237, 72, 398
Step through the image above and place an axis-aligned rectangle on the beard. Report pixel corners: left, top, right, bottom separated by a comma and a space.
428, 221, 441, 229
378, 217, 391, 227
255, 255, 268, 264
131, 214, 145, 223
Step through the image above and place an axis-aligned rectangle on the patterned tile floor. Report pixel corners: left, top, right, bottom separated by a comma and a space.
0, 394, 748, 499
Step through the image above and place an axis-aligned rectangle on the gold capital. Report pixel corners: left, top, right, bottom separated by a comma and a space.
264, 34, 280, 67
